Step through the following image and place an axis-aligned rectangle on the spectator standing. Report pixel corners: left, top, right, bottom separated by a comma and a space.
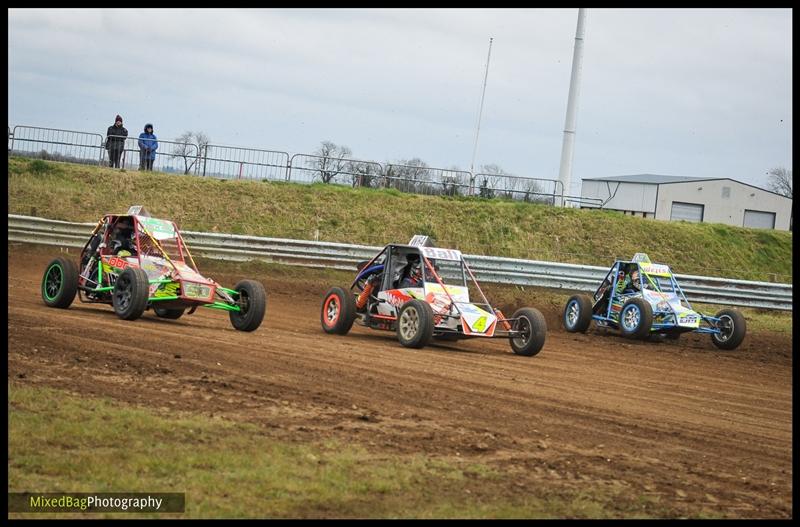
138, 123, 158, 171
105, 115, 128, 168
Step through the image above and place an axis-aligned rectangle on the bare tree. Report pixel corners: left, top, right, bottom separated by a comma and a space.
440, 165, 465, 196
476, 163, 548, 202
347, 160, 381, 188
477, 164, 505, 199
313, 141, 352, 183
172, 131, 211, 175
390, 158, 430, 192
767, 167, 792, 198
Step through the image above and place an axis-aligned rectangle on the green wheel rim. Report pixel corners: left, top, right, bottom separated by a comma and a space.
43, 263, 63, 301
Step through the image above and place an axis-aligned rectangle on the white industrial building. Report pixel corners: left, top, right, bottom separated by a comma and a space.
580, 174, 792, 230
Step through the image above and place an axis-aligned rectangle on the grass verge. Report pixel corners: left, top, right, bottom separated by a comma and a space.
8, 383, 673, 519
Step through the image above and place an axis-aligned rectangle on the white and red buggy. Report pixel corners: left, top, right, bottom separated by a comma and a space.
41, 206, 266, 331
320, 236, 547, 356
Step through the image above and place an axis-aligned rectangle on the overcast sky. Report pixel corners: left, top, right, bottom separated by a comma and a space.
8, 8, 792, 195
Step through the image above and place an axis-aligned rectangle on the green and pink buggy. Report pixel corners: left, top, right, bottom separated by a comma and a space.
41, 206, 266, 331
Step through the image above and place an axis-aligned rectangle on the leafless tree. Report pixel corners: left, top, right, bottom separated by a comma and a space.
172, 131, 211, 175
477, 164, 506, 198
440, 165, 466, 196
390, 158, 430, 192
477, 163, 548, 202
767, 167, 792, 199
313, 141, 352, 183
347, 160, 381, 188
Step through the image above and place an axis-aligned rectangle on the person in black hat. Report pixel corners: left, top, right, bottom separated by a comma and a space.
105, 115, 128, 168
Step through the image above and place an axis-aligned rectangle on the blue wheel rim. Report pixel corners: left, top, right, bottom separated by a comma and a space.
621, 304, 641, 331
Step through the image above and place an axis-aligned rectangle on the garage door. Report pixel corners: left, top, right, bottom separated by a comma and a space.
743, 209, 776, 229
670, 202, 704, 223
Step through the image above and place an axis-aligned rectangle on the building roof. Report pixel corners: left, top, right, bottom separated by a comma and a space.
582, 173, 790, 199
583, 174, 712, 184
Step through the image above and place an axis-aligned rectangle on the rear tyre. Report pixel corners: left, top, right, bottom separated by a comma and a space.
229, 280, 267, 332
154, 306, 185, 319
41, 257, 79, 309
112, 267, 150, 320
619, 297, 653, 339
563, 294, 593, 333
321, 287, 356, 335
397, 300, 434, 349
510, 307, 547, 357
710, 308, 746, 350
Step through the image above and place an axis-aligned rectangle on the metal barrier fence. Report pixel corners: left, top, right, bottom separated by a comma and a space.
102, 137, 201, 174
474, 173, 564, 204
8, 214, 792, 311
288, 154, 384, 187
383, 164, 473, 196
199, 144, 290, 180
8, 124, 581, 206
10, 125, 105, 166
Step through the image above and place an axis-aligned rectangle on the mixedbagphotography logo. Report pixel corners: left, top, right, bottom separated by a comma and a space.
8, 492, 185, 513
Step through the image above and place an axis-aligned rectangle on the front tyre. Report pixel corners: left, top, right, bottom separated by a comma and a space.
229, 280, 267, 332
710, 308, 746, 350
112, 267, 150, 320
321, 287, 356, 335
619, 297, 653, 339
41, 257, 79, 309
563, 294, 593, 333
397, 299, 434, 349
510, 307, 547, 357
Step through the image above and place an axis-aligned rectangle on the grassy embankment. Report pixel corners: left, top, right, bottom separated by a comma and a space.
8, 156, 792, 283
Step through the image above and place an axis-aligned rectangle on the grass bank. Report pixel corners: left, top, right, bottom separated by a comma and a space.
8, 156, 792, 282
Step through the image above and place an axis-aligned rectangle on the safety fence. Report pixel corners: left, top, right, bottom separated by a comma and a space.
103, 137, 200, 174
9, 124, 603, 206
8, 214, 791, 311
198, 144, 290, 180
9, 126, 106, 166
287, 154, 383, 186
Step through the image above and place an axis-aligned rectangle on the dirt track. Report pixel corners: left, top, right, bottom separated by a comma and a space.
7, 243, 793, 518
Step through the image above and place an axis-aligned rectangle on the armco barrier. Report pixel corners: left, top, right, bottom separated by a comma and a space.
7, 214, 792, 311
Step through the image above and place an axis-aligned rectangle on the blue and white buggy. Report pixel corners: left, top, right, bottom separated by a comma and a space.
562, 253, 746, 350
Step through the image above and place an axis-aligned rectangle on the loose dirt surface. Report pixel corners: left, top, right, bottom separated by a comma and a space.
8, 243, 793, 518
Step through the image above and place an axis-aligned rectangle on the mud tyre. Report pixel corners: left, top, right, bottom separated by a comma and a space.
510, 307, 547, 357
112, 267, 150, 320
563, 294, 593, 333
41, 257, 79, 309
619, 297, 653, 339
321, 287, 356, 335
229, 279, 267, 332
710, 308, 746, 350
397, 299, 434, 349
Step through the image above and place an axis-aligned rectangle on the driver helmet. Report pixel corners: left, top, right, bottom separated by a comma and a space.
630, 268, 641, 290
112, 218, 134, 242
406, 253, 422, 283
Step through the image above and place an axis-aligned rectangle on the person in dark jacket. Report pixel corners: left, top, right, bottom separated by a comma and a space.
138, 123, 158, 171
105, 115, 128, 168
